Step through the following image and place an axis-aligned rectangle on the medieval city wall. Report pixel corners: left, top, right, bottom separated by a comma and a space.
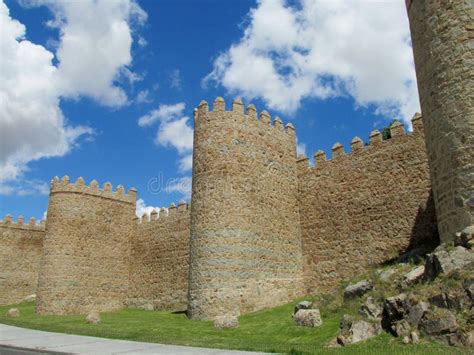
128, 201, 190, 311
36, 176, 137, 315
188, 98, 304, 320
0, 215, 45, 305
297, 115, 438, 293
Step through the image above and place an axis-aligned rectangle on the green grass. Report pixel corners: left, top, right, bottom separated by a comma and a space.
0, 301, 463, 354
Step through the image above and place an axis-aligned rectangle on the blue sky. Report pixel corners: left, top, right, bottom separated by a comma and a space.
0, 0, 419, 221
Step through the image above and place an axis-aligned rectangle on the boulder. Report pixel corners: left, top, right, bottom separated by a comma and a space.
86, 311, 100, 324
407, 301, 429, 328
419, 310, 458, 336
343, 280, 373, 299
429, 291, 469, 311
142, 303, 154, 311
293, 300, 312, 315
464, 279, 474, 301
6, 308, 19, 317
410, 331, 420, 344
359, 296, 382, 320
429, 293, 448, 309
454, 225, 474, 248
337, 316, 382, 345
391, 319, 411, 337
382, 293, 410, 324
424, 246, 474, 280
214, 315, 239, 329
400, 266, 425, 288
461, 330, 474, 347
22, 294, 36, 303
293, 309, 322, 328
378, 268, 397, 283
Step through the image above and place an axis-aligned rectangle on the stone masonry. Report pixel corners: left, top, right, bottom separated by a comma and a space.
0, 216, 44, 305
406, 0, 474, 242
35, 177, 137, 315
1, 1, 471, 319
188, 98, 304, 320
128, 201, 190, 311
297, 115, 438, 293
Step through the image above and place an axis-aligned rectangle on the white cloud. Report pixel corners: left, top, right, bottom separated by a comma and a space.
169, 69, 182, 90
0, 1, 93, 185
296, 140, 307, 157
0, 0, 146, 193
204, 0, 419, 125
136, 89, 153, 104
135, 198, 163, 219
138, 103, 194, 172
138, 102, 185, 127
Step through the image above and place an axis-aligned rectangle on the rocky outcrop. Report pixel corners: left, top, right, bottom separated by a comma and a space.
359, 297, 382, 321
293, 309, 322, 328
344, 280, 373, 300
337, 315, 382, 345
401, 266, 425, 288
424, 246, 474, 280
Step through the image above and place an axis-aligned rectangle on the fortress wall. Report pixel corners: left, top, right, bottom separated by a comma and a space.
297, 115, 438, 293
406, 0, 474, 242
0, 216, 45, 305
36, 176, 136, 315
188, 98, 304, 320
128, 201, 190, 311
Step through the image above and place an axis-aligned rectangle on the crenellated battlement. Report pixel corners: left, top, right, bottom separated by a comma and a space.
297, 113, 424, 171
138, 200, 190, 224
195, 97, 296, 138
50, 176, 137, 204
0, 214, 45, 231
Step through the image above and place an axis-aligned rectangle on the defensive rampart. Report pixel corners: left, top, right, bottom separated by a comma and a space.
128, 201, 190, 311
0, 215, 45, 305
297, 115, 438, 293
36, 176, 137, 315
188, 98, 304, 320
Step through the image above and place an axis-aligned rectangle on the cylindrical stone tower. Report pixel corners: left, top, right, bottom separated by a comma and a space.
406, 0, 474, 242
188, 97, 304, 320
36, 176, 136, 315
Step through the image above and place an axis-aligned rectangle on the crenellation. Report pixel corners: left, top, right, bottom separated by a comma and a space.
351, 136, 364, 152
369, 129, 382, 145
232, 97, 244, 113
390, 120, 405, 138
411, 112, 423, 132
246, 104, 257, 120
331, 142, 344, 160
314, 150, 326, 167
274, 116, 284, 130
50, 176, 136, 204
0, 214, 45, 231
159, 207, 167, 219
259, 110, 271, 125
213, 96, 225, 112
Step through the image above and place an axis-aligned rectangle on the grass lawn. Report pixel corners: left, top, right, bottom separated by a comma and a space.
0, 300, 464, 354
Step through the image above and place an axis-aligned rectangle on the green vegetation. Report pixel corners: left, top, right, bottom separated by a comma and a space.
0, 300, 460, 354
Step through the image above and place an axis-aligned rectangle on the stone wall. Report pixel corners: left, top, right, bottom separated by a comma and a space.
128, 201, 190, 311
406, 0, 474, 242
0, 215, 45, 305
297, 115, 438, 293
188, 98, 304, 320
36, 176, 137, 315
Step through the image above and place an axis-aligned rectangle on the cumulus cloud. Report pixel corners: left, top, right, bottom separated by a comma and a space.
169, 69, 182, 90
166, 176, 192, 199
138, 103, 194, 171
136, 89, 153, 104
204, 0, 419, 125
135, 198, 162, 219
0, 0, 146, 193
296, 140, 307, 157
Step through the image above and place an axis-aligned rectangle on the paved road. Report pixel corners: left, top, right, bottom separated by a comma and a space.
0, 324, 264, 355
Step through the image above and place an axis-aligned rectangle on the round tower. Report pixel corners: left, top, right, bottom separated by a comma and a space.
36, 176, 136, 315
406, 0, 474, 241
188, 97, 304, 320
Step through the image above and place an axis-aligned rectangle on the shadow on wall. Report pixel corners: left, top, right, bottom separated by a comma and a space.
386, 190, 439, 264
